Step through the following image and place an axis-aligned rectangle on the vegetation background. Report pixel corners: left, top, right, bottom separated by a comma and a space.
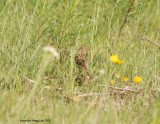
0, 0, 160, 123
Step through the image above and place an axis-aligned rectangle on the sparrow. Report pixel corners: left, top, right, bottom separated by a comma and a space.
75, 46, 93, 84
75, 45, 89, 70
75, 74, 88, 86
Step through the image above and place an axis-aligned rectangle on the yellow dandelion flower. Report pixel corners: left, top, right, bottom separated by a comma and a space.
134, 76, 142, 83
73, 97, 80, 102
115, 74, 120, 79
150, 122, 156, 124
110, 80, 115, 85
118, 60, 124, 64
110, 55, 118, 62
110, 55, 124, 64
123, 77, 128, 82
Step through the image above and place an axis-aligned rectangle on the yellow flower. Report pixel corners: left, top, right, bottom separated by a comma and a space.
134, 76, 142, 83
150, 122, 156, 124
73, 97, 80, 102
123, 77, 128, 82
110, 55, 124, 64
115, 74, 120, 79
110, 80, 115, 85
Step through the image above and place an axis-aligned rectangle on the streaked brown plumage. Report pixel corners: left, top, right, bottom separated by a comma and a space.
75, 46, 89, 70
75, 46, 93, 84
75, 74, 88, 86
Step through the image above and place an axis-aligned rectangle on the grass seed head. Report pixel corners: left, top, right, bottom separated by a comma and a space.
43, 46, 60, 59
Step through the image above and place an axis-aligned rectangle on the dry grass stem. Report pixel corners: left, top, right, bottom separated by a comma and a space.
23, 76, 36, 84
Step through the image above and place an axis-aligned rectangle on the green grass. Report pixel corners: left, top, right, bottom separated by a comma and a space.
0, 0, 160, 124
